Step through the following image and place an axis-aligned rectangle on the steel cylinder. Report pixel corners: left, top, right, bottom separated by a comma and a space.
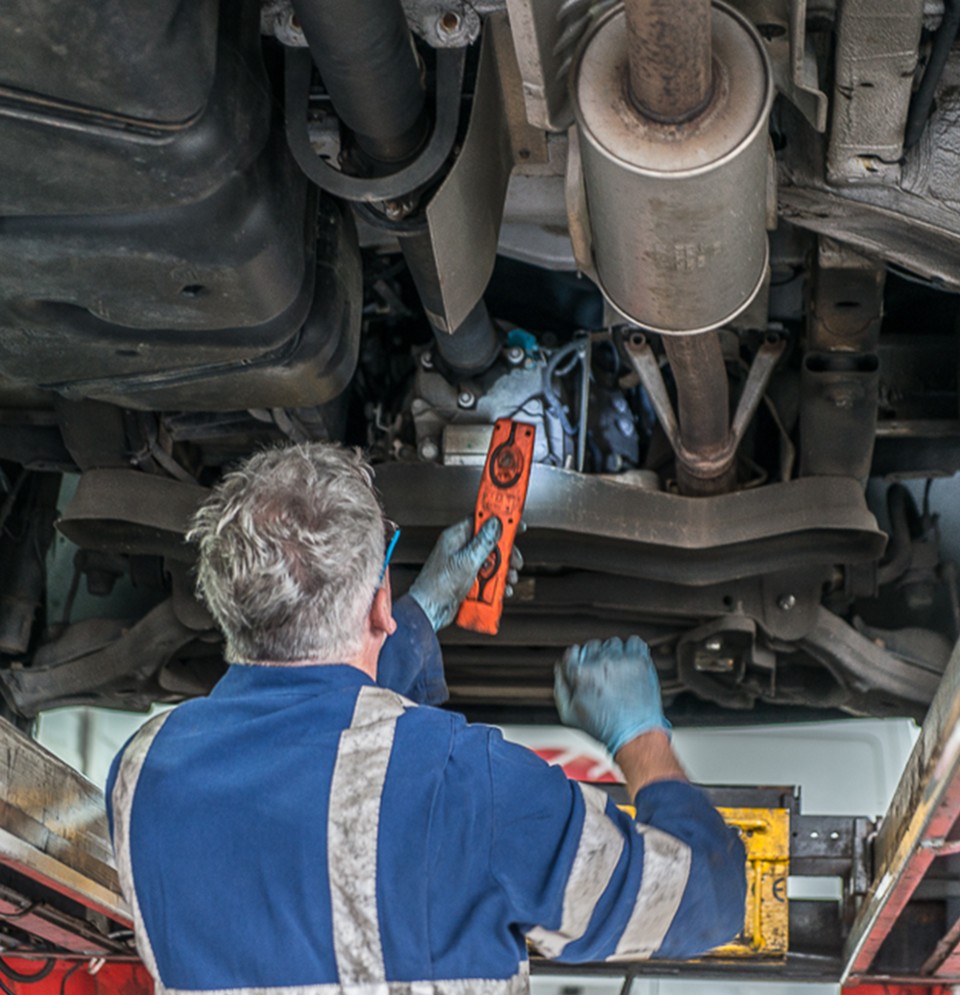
572, 1, 773, 335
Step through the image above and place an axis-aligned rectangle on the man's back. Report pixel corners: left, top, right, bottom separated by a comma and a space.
110, 664, 522, 989
108, 660, 745, 993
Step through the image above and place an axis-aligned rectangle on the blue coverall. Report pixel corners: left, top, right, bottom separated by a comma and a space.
107, 596, 746, 995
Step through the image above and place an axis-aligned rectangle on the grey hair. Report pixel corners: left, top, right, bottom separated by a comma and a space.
187, 443, 386, 664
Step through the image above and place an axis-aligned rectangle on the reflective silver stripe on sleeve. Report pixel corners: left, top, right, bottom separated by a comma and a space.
610, 823, 692, 960
110, 709, 175, 982
328, 685, 412, 985
526, 783, 625, 958
160, 961, 530, 995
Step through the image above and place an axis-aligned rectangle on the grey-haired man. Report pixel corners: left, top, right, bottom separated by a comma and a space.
107, 442, 745, 995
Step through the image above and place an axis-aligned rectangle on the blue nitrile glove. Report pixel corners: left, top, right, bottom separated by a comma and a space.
554, 635, 671, 756
409, 516, 505, 632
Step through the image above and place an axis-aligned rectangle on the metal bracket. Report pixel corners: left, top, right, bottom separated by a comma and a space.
825, 0, 925, 185
284, 46, 466, 203
621, 331, 787, 481
505, 0, 614, 132
728, 0, 828, 132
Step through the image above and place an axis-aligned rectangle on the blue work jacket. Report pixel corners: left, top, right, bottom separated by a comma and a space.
107, 596, 745, 995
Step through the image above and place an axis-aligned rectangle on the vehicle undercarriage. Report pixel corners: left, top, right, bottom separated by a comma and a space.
0, 0, 958, 725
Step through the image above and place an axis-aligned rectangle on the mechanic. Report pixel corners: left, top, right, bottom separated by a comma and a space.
106, 442, 745, 995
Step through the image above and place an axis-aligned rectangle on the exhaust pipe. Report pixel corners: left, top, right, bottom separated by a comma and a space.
571, 0, 773, 493
572, 0, 773, 335
662, 334, 735, 495
624, 0, 713, 124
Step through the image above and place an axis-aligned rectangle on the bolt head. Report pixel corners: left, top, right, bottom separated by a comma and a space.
419, 439, 439, 462
420, 351, 434, 370
506, 346, 525, 365
436, 9, 462, 37
457, 390, 476, 409
777, 594, 797, 611
382, 195, 415, 221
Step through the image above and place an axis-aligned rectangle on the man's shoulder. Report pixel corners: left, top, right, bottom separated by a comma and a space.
393, 698, 503, 756
105, 708, 178, 825
394, 694, 465, 732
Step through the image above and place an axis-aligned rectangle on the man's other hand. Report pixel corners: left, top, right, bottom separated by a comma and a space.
409, 516, 505, 632
554, 636, 671, 757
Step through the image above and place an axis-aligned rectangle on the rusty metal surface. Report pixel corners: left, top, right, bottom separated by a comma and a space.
572, 2, 774, 333
400, 0, 491, 47
842, 636, 960, 981
624, 0, 713, 122
826, 0, 925, 185
622, 332, 785, 495
504, 0, 615, 132
489, 13, 550, 164
0, 718, 128, 926
663, 333, 735, 494
727, 0, 827, 131
506, 0, 823, 133
808, 237, 886, 353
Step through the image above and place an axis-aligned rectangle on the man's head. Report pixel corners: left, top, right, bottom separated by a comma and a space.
187, 443, 387, 664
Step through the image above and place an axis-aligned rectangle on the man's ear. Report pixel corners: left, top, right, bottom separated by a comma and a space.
370, 581, 397, 639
